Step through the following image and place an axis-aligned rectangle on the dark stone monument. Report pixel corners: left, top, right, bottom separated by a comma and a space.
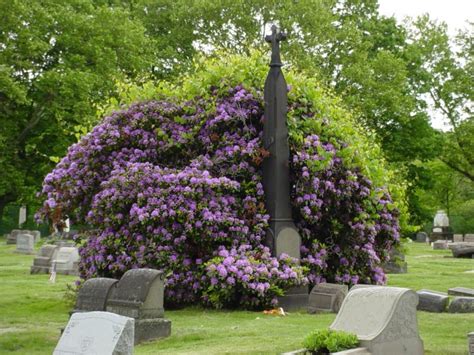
308, 283, 348, 314
448, 297, 474, 313
106, 268, 171, 344
73, 278, 118, 313
451, 244, 474, 258
263, 25, 307, 311
416, 290, 449, 312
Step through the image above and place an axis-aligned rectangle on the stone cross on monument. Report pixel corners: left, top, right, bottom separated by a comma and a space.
262, 25, 302, 261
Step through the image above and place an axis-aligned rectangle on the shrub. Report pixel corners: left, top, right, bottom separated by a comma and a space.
302, 329, 359, 353
37, 52, 405, 309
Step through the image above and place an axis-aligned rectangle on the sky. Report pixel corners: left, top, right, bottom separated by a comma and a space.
378, 0, 473, 130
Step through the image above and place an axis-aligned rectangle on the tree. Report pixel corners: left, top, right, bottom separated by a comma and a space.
0, 0, 154, 221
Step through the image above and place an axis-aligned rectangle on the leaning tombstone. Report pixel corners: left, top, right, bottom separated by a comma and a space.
30, 244, 58, 274
73, 278, 119, 314
415, 232, 427, 243
330, 286, 424, 354
106, 268, 171, 344
53, 311, 134, 355
308, 283, 348, 314
54, 247, 80, 275
416, 289, 449, 312
16, 233, 35, 254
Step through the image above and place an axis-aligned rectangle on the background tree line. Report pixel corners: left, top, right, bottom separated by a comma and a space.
0, 0, 472, 234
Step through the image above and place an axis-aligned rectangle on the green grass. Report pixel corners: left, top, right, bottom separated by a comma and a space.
0, 238, 472, 354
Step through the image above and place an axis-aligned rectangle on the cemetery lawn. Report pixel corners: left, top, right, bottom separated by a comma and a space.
0, 239, 472, 355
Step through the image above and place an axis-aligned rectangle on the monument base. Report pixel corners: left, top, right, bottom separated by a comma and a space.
277, 286, 308, 311
135, 318, 171, 345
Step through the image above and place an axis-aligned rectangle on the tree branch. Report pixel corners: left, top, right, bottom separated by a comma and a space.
440, 157, 474, 182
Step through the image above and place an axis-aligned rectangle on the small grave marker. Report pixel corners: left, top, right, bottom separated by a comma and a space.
16, 233, 35, 254
30, 244, 58, 274
53, 311, 134, 355
308, 283, 348, 314
416, 290, 449, 312
448, 287, 474, 297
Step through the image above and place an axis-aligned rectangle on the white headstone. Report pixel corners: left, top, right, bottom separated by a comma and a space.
330, 286, 423, 355
64, 218, 70, 233
16, 234, 35, 254
433, 210, 449, 227
53, 311, 134, 355
54, 247, 80, 275
18, 206, 27, 227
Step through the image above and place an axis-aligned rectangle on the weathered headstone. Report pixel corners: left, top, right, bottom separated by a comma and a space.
7, 229, 22, 244
74, 278, 119, 313
448, 287, 474, 297
106, 268, 171, 344
54, 247, 80, 275
27, 230, 41, 243
448, 297, 474, 313
16, 233, 35, 254
465, 234, 474, 243
330, 286, 424, 354
30, 244, 58, 274
468, 332, 474, 355
308, 283, 348, 314
383, 249, 407, 274
432, 240, 448, 250
416, 290, 449, 312
53, 311, 134, 355
453, 234, 464, 242
415, 232, 427, 243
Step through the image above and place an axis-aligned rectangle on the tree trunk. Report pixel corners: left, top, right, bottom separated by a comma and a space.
0, 193, 16, 228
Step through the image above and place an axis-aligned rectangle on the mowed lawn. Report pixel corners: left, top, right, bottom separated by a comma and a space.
0, 238, 472, 354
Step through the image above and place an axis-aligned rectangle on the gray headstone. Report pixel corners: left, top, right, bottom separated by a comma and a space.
106, 268, 171, 344
54, 247, 80, 275
448, 287, 474, 297
453, 234, 464, 242
30, 244, 58, 274
308, 283, 348, 314
26, 230, 41, 243
465, 234, 474, 243
415, 232, 427, 242
448, 297, 474, 313
432, 240, 448, 250
330, 286, 424, 355
276, 227, 301, 260
383, 249, 407, 274
53, 311, 134, 355
451, 244, 474, 258
468, 332, 474, 355
16, 233, 35, 254
74, 278, 119, 313
416, 290, 449, 312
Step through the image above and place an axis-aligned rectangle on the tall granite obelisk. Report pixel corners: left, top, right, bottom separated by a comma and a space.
262, 25, 302, 261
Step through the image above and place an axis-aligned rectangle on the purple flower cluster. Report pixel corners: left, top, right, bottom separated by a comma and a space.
38, 84, 400, 309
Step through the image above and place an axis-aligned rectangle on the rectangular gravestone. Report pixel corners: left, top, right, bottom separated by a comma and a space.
415, 232, 427, 243
54, 247, 80, 275
16, 233, 35, 254
7, 229, 22, 244
416, 290, 449, 312
432, 240, 448, 250
453, 234, 464, 242
308, 283, 348, 314
106, 268, 171, 344
53, 311, 134, 355
30, 244, 58, 274
465, 234, 474, 243
448, 287, 474, 297
468, 332, 474, 355
27, 230, 41, 243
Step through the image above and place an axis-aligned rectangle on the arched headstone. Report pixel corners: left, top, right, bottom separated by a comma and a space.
106, 268, 171, 344
330, 286, 423, 355
74, 278, 119, 313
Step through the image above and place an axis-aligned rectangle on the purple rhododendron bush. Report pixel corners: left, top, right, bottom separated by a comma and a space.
38, 53, 406, 309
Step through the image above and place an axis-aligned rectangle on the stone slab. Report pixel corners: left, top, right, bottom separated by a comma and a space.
448, 287, 474, 297
308, 283, 348, 314
31, 244, 59, 274
451, 245, 474, 258
465, 234, 474, 243
277, 286, 309, 311
53, 311, 134, 355
330, 286, 423, 355
468, 332, 474, 355
16, 233, 35, 254
453, 234, 464, 242
416, 290, 449, 312
448, 297, 474, 313
432, 240, 448, 250
135, 318, 171, 344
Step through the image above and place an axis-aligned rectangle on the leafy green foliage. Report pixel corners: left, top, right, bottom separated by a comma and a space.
303, 329, 359, 353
